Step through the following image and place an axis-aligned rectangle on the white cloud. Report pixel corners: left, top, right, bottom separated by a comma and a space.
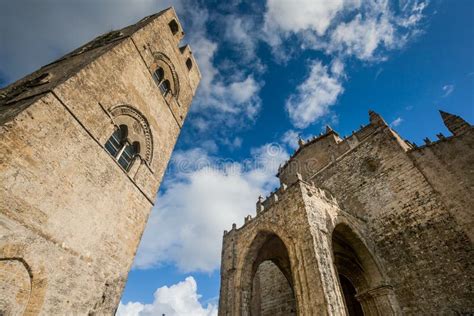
134, 144, 288, 272
330, 58, 345, 77
262, 0, 429, 62
262, 0, 430, 127
281, 130, 300, 150
326, 13, 396, 60
397, 0, 429, 27
285, 60, 344, 128
442, 84, 454, 97
223, 15, 258, 61
390, 117, 403, 127
185, 7, 263, 132
264, 0, 346, 36
222, 137, 243, 150
117, 277, 217, 316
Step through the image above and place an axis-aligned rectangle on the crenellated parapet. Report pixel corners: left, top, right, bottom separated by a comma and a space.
278, 110, 472, 187
224, 181, 291, 235
409, 110, 472, 152
224, 175, 340, 235
278, 110, 394, 185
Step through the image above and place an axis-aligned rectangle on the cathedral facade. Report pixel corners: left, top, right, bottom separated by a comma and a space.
0, 8, 199, 314
219, 111, 473, 315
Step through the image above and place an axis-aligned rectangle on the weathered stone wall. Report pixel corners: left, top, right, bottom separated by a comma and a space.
250, 260, 296, 316
0, 94, 151, 313
408, 129, 474, 241
278, 122, 380, 187
278, 132, 346, 185
0, 7, 200, 315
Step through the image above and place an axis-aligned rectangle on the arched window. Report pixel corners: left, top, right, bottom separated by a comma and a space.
105, 125, 140, 171
152, 67, 164, 86
152, 67, 171, 96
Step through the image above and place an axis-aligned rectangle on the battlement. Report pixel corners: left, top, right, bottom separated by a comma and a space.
278, 111, 395, 185
278, 110, 471, 187
408, 110, 472, 151
224, 176, 339, 235
234, 109, 471, 239
220, 108, 474, 315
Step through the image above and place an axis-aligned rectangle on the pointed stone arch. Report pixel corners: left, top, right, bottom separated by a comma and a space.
239, 230, 297, 316
331, 223, 400, 315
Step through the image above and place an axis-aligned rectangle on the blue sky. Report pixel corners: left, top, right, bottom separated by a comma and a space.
1, 0, 473, 315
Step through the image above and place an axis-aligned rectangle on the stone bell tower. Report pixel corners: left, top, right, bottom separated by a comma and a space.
0, 8, 200, 314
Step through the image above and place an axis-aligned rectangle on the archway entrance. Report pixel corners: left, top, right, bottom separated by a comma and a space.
241, 232, 297, 316
332, 224, 399, 316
